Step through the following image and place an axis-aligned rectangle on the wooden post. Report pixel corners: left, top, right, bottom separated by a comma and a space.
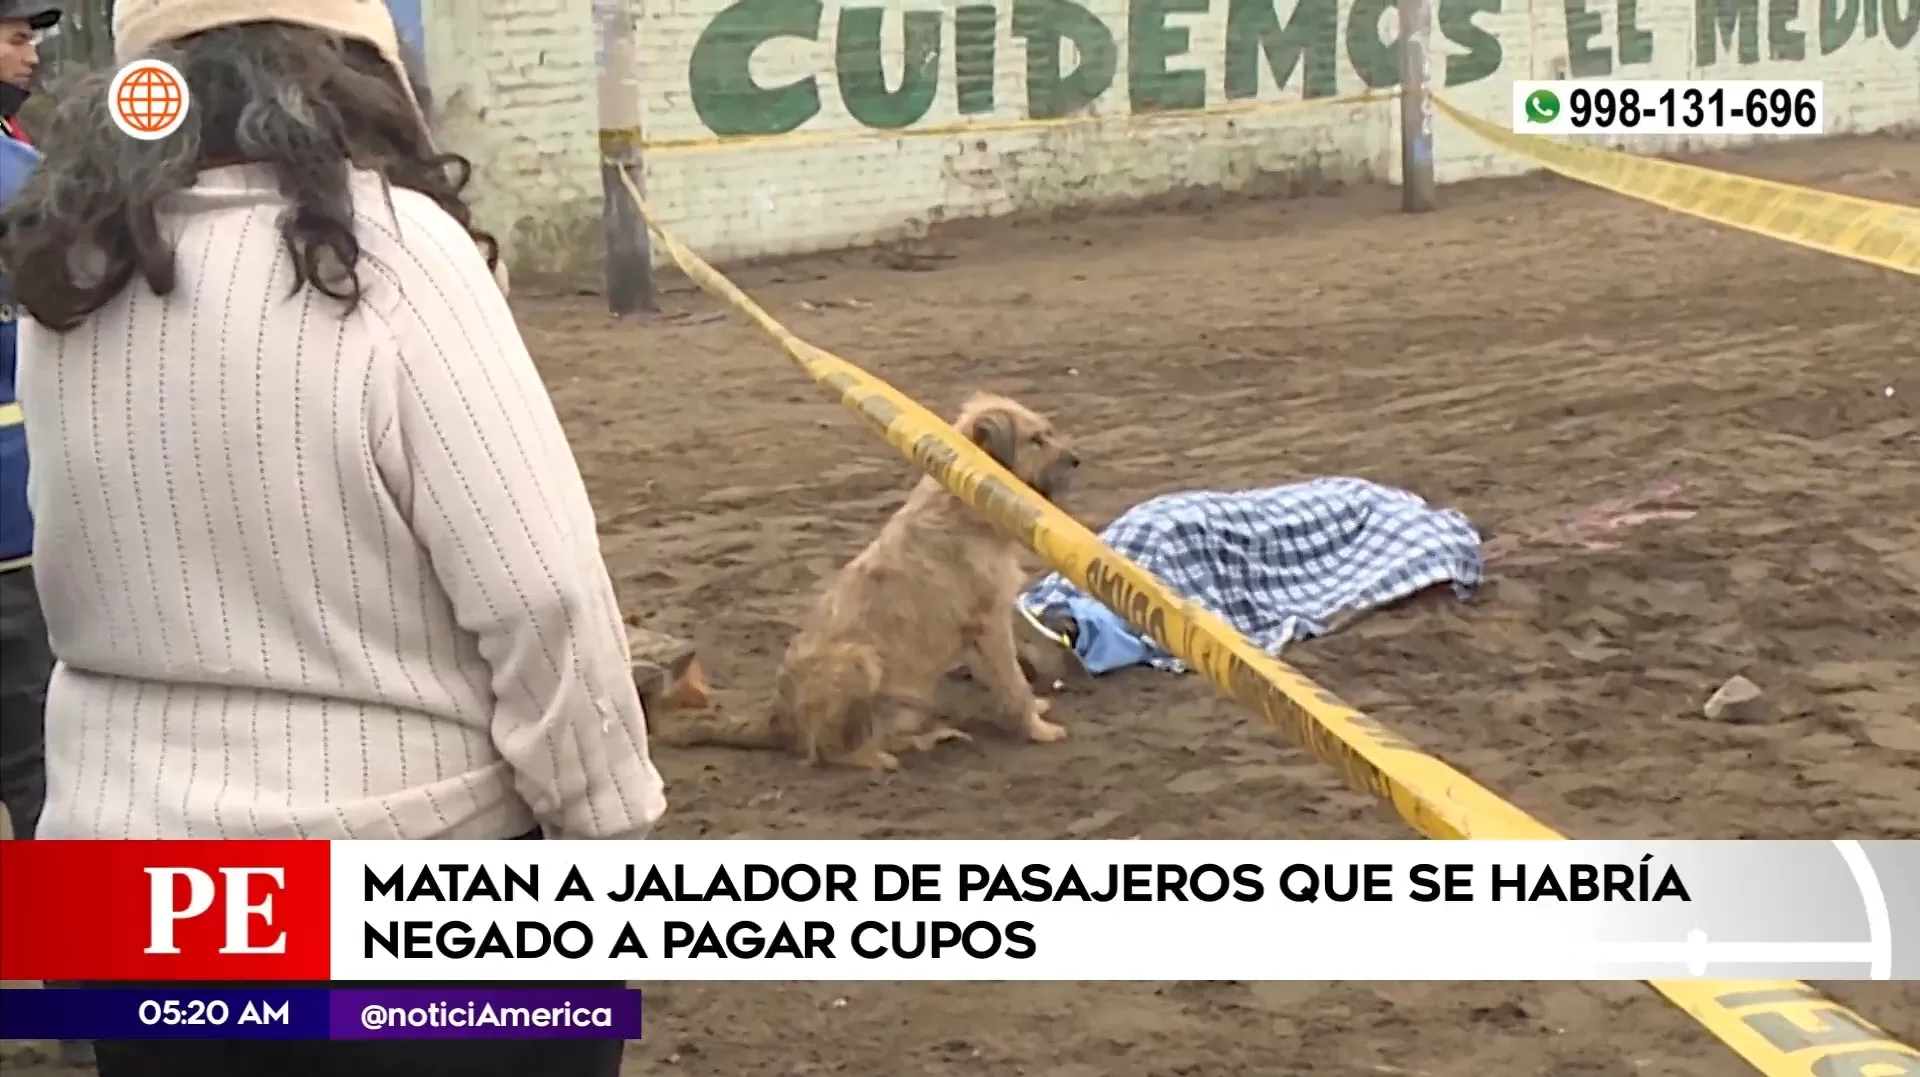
1397, 0, 1436, 213
594, 0, 654, 314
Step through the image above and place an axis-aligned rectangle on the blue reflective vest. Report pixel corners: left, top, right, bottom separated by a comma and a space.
0, 134, 40, 567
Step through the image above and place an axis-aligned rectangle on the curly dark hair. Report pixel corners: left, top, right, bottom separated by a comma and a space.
0, 22, 499, 331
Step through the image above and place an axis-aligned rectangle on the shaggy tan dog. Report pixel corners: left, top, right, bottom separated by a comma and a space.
673, 392, 1078, 771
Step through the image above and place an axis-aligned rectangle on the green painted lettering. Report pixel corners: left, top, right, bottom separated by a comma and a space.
1696, 0, 1761, 62
1867, 0, 1879, 37
684, 0, 1550, 137
1346, 0, 1400, 87
1223, 0, 1340, 99
1618, 0, 1654, 62
1130, 0, 1210, 111
1769, 0, 1807, 55
1887, 0, 1918, 45
1012, 0, 1119, 119
955, 4, 998, 113
835, 6, 941, 128
1438, 0, 1504, 86
688, 0, 823, 137
1565, 0, 1612, 74
1820, 0, 1858, 50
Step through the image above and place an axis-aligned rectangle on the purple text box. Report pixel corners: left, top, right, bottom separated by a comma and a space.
328, 988, 641, 1040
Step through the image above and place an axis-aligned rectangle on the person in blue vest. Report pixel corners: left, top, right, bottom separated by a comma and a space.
0, 0, 61, 146
0, 130, 50, 845
2, 68, 93, 1071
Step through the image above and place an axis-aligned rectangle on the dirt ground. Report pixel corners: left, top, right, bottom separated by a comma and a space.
564, 134, 1920, 1077
6, 136, 1918, 1076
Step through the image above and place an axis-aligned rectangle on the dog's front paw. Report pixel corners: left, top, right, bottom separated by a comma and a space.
1024, 699, 1067, 743
842, 744, 901, 772
909, 726, 973, 752
1026, 716, 1069, 743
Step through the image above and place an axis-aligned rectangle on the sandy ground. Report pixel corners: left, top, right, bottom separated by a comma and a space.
5, 134, 1918, 1075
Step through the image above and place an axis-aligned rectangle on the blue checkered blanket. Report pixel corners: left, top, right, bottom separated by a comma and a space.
1018, 477, 1485, 674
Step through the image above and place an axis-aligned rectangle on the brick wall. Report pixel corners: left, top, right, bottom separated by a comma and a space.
426, 0, 1920, 276
422, 0, 603, 277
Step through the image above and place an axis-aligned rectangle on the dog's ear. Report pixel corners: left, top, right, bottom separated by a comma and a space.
963, 408, 1018, 469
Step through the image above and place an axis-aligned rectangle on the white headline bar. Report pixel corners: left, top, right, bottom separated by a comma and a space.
325, 840, 1911, 981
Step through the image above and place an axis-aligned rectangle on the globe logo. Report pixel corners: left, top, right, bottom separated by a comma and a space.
107, 59, 191, 141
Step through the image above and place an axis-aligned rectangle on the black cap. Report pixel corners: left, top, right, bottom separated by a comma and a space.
0, 1, 60, 30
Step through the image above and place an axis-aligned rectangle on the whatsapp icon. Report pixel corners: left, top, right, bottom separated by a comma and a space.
1524, 89, 1561, 124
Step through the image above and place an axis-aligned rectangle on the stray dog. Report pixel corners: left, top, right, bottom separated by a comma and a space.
672, 392, 1079, 771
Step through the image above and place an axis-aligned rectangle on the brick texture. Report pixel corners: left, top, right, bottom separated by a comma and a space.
425, 0, 1920, 276
423, 0, 603, 277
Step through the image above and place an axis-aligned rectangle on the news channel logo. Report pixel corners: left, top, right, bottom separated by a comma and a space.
107, 59, 190, 141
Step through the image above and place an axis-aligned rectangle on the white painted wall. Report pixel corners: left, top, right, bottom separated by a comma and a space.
421, 0, 603, 276
423, 0, 1920, 275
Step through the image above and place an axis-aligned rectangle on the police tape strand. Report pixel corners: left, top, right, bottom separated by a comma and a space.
609, 159, 1919, 1077
609, 165, 1534, 845
1421, 94, 1920, 1076
1432, 96, 1920, 277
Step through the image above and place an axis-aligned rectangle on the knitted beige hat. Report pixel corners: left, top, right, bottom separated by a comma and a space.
112, 0, 511, 296
114, 0, 417, 108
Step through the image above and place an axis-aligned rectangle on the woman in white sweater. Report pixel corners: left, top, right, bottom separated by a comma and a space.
0, 2, 662, 1069
3, 0, 668, 1067
6, 0, 666, 843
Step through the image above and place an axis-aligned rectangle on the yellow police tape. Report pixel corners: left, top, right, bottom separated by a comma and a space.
612, 165, 1538, 845
1433, 96, 1920, 277
611, 168, 1919, 1077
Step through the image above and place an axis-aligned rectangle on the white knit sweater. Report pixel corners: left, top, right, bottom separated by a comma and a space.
18, 166, 667, 840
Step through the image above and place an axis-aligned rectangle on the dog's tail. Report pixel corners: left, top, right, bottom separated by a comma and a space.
782, 641, 888, 764
657, 642, 892, 759
656, 710, 788, 751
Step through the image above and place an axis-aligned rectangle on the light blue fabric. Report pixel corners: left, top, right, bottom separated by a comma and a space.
0, 136, 32, 199
1021, 477, 1486, 674
1059, 593, 1157, 675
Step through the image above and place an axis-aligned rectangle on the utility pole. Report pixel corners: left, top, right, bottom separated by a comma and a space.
594, 0, 654, 313
1397, 0, 1437, 213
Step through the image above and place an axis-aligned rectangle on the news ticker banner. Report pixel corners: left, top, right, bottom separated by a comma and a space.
1, 840, 1915, 981
0, 987, 641, 1041
1511, 80, 1825, 136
